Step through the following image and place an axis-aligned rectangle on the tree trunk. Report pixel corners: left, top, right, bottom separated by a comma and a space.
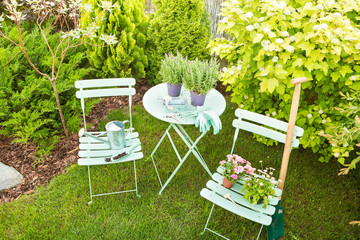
50, 79, 68, 137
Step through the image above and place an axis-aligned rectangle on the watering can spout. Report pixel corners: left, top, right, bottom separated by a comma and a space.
78, 120, 129, 150
78, 127, 111, 146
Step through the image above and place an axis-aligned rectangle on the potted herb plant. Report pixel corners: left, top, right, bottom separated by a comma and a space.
219, 154, 254, 189
241, 166, 279, 208
183, 58, 219, 106
159, 52, 187, 97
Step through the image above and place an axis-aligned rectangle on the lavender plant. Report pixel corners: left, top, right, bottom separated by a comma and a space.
182, 58, 219, 95
159, 52, 187, 85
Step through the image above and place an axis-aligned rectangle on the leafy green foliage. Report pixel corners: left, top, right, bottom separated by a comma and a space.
320, 90, 360, 174
211, 0, 360, 163
0, 22, 92, 159
80, 0, 149, 79
147, 0, 211, 84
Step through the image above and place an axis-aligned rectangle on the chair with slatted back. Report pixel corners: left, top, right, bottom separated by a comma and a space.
75, 78, 143, 204
200, 78, 306, 240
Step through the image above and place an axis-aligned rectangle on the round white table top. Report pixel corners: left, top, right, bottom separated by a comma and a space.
143, 83, 226, 125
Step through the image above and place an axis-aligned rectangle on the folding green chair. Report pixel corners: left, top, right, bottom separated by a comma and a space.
200, 78, 306, 239
75, 78, 143, 204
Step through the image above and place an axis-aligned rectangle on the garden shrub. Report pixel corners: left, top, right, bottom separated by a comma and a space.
320, 90, 360, 174
80, 0, 149, 79
0, 22, 93, 159
146, 0, 212, 84
211, 0, 360, 164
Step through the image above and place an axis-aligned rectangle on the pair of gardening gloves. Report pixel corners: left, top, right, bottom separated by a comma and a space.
195, 108, 222, 135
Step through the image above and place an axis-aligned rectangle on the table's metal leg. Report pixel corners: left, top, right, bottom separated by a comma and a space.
158, 124, 210, 195
150, 125, 172, 188
173, 125, 212, 176
166, 130, 182, 162
151, 123, 213, 195
151, 125, 172, 157
178, 125, 204, 159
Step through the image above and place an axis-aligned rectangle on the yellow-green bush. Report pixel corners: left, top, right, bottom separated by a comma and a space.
146, 0, 211, 84
80, 0, 149, 79
212, 0, 360, 164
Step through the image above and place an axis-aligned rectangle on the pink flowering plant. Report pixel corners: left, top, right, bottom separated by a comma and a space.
241, 165, 279, 208
219, 154, 254, 183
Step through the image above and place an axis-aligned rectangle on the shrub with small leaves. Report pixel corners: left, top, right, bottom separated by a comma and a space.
0, 22, 93, 160
80, 0, 149, 79
147, 0, 211, 84
319, 90, 360, 175
212, 0, 360, 163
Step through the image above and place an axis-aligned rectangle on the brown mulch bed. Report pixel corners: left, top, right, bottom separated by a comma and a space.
0, 80, 152, 203
0, 81, 228, 203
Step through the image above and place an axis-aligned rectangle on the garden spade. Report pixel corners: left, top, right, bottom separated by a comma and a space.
267, 77, 307, 240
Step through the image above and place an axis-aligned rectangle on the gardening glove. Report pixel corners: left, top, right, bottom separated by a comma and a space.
195, 110, 222, 135
195, 112, 210, 133
203, 110, 222, 135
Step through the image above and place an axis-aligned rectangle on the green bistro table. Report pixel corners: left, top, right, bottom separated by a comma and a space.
143, 83, 226, 195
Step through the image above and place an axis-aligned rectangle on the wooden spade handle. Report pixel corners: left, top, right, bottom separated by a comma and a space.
291, 77, 308, 84
278, 77, 308, 190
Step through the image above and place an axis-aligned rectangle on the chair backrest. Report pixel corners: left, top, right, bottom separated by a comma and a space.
231, 109, 304, 154
75, 78, 136, 131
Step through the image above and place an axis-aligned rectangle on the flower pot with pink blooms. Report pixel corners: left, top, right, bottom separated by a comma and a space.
241, 165, 279, 208
219, 154, 254, 189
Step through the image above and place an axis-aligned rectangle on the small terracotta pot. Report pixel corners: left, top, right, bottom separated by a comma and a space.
222, 177, 234, 189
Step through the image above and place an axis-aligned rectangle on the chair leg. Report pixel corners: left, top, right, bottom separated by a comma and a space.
87, 165, 93, 205
256, 225, 264, 240
134, 160, 140, 197
201, 204, 231, 239
202, 203, 215, 234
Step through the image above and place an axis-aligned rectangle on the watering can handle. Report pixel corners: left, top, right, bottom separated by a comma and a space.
122, 120, 134, 135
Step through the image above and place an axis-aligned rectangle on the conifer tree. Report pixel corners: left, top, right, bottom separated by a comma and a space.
81, 0, 149, 79
147, 0, 211, 84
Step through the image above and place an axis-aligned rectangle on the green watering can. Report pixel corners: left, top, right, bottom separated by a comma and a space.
79, 120, 129, 150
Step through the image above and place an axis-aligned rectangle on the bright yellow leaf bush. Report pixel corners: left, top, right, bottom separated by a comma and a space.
211, 0, 360, 165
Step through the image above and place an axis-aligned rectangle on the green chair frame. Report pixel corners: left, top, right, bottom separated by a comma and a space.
200, 109, 304, 239
75, 78, 143, 204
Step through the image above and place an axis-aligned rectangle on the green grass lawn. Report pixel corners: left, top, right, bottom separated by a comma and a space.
1, 101, 360, 239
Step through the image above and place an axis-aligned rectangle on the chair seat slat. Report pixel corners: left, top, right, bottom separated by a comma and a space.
212, 172, 280, 206
79, 132, 139, 143
216, 166, 282, 198
200, 188, 273, 226
78, 152, 143, 166
78, 144, 141, 158
79, 138, 140, 150
206, 180, 276, 215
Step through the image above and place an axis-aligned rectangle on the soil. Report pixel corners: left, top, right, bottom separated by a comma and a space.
0, 81, 228, 203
